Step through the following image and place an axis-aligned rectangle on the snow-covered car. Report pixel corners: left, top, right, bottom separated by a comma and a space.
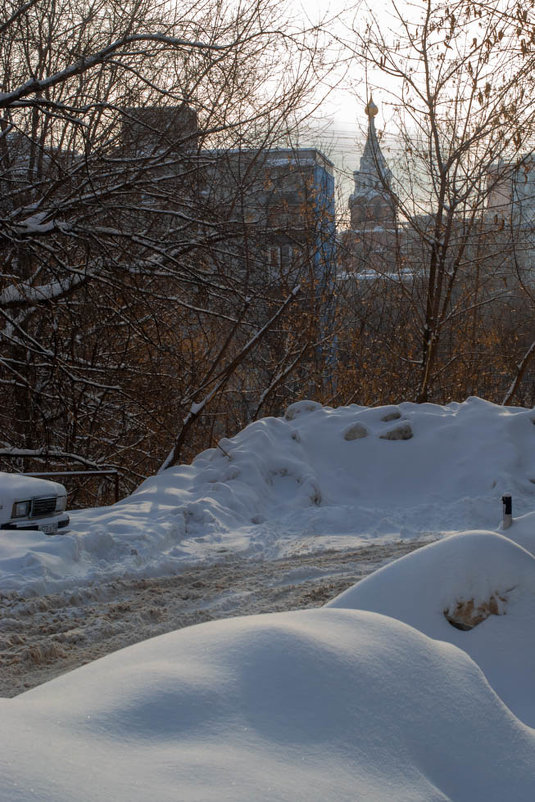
0, 472, 69, 535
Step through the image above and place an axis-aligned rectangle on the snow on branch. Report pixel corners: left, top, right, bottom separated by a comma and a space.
0, 274, 87, 310
159, 285, 301, 471
0, 31, 265, 109
0, 447, 107, 470
502, 339, 535, 406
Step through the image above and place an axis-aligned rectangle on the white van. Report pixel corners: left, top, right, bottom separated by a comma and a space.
0, 472, 69, 535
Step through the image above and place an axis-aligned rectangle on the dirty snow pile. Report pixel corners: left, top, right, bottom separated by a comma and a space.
4, 396, 535, 594
3, 530, 535, 800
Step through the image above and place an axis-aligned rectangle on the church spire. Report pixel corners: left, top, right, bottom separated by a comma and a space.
349, 97, 394, 229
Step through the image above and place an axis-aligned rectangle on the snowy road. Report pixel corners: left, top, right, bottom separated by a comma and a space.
0, 538, 432, 697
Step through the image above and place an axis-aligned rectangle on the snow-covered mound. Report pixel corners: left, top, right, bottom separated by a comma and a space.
3, 397, 535, 594
3, 607, 535, 801
328, 531, 535, 726
5, 399, 535, 799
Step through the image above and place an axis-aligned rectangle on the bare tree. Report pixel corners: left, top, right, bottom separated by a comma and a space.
0, 0, 336, 494
337, 0, 535, 404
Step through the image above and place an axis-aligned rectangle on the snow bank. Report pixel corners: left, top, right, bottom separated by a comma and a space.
2, 608, 535, 801
3, 397, 535, 594
328, 530, 535, 726
5, 398, 535, 799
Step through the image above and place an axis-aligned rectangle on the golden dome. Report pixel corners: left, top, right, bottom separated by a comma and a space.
365, 97, 378, 118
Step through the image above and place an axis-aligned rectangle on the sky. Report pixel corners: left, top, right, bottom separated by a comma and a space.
286, 0, 402, 212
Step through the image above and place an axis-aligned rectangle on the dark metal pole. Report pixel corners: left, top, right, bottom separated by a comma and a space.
502, 494, 512, 530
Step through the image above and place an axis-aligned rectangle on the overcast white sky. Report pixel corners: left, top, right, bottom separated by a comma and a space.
286, 0, 397, 179
286, 0, 406, 213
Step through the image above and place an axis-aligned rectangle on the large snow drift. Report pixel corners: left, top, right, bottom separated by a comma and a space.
3, 397, 535, 594
328, 530, 535, 727
3, 607, 535, 802
4, 399, 535, 799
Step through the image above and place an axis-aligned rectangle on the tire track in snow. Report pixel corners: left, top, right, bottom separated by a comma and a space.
0, 537, 433, 697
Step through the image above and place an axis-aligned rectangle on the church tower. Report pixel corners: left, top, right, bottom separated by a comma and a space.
349, 98, 395, 230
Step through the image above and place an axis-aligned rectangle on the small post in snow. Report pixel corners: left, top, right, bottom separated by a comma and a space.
502, 494, 512, 530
